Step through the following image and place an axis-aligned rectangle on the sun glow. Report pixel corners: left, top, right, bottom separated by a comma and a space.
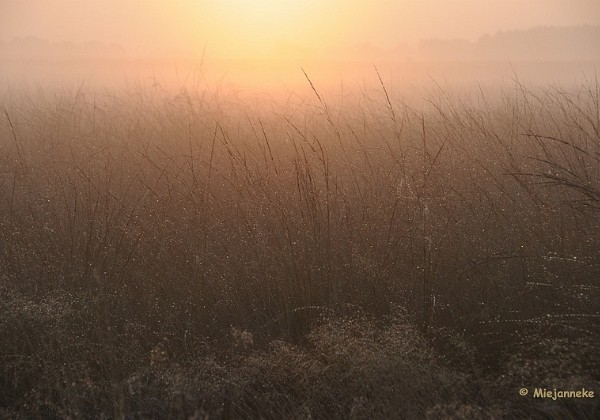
222, 0, 309, 26
195, 0, 358, 59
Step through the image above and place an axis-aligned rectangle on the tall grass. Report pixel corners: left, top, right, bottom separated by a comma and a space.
1, 76, 599, 417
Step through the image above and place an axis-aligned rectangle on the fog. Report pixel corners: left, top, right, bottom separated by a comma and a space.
3, 1, 600, 53
1, 1, 600, 94
3, 2, 600, 417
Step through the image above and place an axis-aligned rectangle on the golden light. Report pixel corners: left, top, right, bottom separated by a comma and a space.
219, 0, 310, 27
194, 0, 360, 59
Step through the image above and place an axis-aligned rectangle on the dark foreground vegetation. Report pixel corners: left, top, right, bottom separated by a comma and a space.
1, 76, 599, 418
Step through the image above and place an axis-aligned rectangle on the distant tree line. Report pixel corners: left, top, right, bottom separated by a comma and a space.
419, 25, 600, 60
0, 36, 127, 60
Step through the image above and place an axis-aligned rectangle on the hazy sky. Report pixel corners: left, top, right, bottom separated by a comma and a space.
2, 0, 600, 58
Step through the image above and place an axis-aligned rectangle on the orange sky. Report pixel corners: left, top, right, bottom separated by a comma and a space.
2, 0, 600, 59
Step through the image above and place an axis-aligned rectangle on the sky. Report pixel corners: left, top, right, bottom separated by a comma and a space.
1, 0, 600, 59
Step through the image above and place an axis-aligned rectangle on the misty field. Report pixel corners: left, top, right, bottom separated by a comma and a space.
1, 75, 599, 418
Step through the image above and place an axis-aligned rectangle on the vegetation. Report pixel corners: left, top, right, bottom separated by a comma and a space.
1, 75, 599, 418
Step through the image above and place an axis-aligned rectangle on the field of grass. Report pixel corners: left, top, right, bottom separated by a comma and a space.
1, 74, 599, 418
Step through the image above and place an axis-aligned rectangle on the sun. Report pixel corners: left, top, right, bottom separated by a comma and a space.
224, 0, 307, 25
197, 0, 329, 58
